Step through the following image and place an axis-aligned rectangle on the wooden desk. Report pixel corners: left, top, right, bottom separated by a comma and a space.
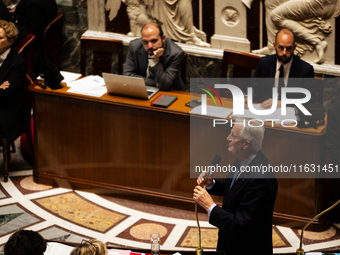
30, 82, 329, 230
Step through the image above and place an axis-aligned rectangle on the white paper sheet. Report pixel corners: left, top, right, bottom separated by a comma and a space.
67, 75, 107, 97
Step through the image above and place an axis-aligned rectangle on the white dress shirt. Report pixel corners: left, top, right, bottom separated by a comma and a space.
0, 48, 11, 67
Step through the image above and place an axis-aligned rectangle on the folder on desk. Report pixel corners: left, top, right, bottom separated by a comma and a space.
151, 94, 177, 108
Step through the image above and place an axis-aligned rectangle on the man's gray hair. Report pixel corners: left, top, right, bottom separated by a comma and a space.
238, 119, 265, 152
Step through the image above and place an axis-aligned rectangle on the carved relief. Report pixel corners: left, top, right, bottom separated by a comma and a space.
106, 0, 210, 47
222, 7, 239, 27
246, 0, 340, 64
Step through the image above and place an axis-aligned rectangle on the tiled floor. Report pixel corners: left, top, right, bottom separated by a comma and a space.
0, 142, 340, 254
0, 172, 338, 254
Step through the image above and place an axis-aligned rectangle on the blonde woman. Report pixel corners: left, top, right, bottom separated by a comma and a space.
0, 20, 26, 143
70, 239, 108, 255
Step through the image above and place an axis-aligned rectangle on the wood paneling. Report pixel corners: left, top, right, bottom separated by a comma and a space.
31, 83, 329, 230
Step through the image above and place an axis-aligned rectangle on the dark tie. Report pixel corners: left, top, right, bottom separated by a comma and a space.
278, 64, 284, 100
229, 165, 240, 190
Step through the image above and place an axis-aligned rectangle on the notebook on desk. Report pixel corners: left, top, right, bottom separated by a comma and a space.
102, 73, 159, 100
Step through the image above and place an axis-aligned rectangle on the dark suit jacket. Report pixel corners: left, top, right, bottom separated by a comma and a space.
123, 37, 185, 91
208, 151, 278, 255
14, 0, 57, 44
0, 1, 13, 22
0, 50, 27, 142
253, 54, 315, 104
13, 0, 57, 76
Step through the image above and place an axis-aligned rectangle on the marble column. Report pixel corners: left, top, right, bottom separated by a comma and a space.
87, 0, 106, 31
211, 0, 250, 52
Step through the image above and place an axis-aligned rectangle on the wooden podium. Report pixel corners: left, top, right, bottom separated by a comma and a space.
30, 82, 330, 230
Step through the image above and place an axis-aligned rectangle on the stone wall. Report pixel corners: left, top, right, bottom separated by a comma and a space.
55, 1, 340, 110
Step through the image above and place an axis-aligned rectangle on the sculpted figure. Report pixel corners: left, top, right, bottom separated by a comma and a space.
246, 0, 339, 64
106, 0, 210, 47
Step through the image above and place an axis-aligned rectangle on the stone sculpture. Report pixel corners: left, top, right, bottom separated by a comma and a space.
246, 0, 340, 64
106, 0, 210, 47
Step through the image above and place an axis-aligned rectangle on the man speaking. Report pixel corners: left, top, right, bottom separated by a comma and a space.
193, 120, 278, 255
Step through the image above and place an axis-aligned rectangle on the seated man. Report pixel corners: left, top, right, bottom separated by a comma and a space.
252, 28, 315, 109
193, 120, 278, 255
123, 22, 185, 91
0, 1, 13, 22
11, 0, 58, 77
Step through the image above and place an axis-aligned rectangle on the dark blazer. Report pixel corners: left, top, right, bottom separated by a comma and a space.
14, 0, 57, 44
253, 54, 315, 104
123, 37, 185, 91
13, 0, 57, 76
0, 1, 13, 22
0, 50, 27, 142
208, 151, 278, 255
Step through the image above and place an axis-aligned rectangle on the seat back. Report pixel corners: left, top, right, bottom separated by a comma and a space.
22, 74, 35, 166
14, 34, 36, 80
221, 49, 261, 78
221, 49, 261, 96
43, 13, 64, 69
80, 37, 124, 76
181, 52, 187, 86
314, 76, 324, 104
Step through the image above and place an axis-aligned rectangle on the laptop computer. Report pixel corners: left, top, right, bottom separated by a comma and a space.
102, 73, 159, 100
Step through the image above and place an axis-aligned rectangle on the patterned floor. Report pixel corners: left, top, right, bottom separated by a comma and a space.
0, 142, 340, 254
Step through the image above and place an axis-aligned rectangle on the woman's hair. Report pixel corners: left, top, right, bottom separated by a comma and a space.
0, 20, 18, 42
4, 230, 47, 255
70, 239, 108, 255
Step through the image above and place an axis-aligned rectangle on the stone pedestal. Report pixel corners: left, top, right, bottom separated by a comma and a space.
211, 0, 250, 52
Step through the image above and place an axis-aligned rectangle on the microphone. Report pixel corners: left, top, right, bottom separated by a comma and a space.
201, 154, 222, 187
195, 154, 222, 255
297, 198, 340, 255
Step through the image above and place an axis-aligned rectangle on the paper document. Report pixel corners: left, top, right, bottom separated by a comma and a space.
45, 242, 74, 255
60, 71, 82, 85
108, 249, 131, 255
190, 105, 233, 118
67, 75, 107, 97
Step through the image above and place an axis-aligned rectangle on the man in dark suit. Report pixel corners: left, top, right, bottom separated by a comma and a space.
0, 20, 27, 143
252, 28, 315, 109
12, 0, 58, 76
193, 120, 278, 255
13, 0, 57, 44
123, 22, 185, 91
0, 1, 13, 22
